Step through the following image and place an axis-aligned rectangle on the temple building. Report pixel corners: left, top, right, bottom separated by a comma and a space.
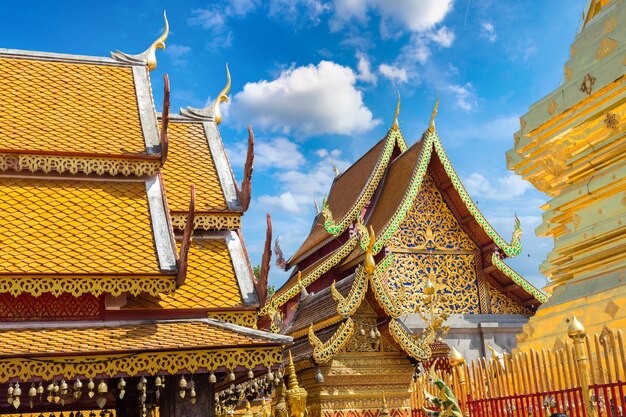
259, 101, 547, 417
507, 0, 626, 350
0, 14, 291, 417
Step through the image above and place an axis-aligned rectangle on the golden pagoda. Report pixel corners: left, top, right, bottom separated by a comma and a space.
507, 0, 626, 350
0, 14, 290, 417
260, 99, 545, 417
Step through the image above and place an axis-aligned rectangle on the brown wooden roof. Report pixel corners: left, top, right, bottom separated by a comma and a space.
288, 137, 388, 266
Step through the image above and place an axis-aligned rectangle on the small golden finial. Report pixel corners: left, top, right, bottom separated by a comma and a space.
364, 225, 376, 276
214, 63, 231, 125
448, 346, 465, 367
287, 351, 300, 390
110, 10, 169, 71
568, 316, 585, 338
331, 159, 340, 177
381, 393, 390, 417
297, 271, 308, 298
428, 96, 439, 132
392, 90, 400, 130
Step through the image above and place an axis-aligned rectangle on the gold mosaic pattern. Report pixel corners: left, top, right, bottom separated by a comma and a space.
387, 174, 476, 251
388, 253, 480, 314
0, 57, 146, 155
161, 122, 227, 212
384, 173, 480, 314
125, 239, 243, 309
489, 286, 532, 315
0, 178, 160, 274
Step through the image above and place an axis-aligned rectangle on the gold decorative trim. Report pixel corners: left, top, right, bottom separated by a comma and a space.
0, 154, 160, 177
0, 276, 175, 297
369, 255, 403, 319
308, 318, 355, 364
332, 265, 368, 318
207, 311, 258, 329
0, 346, 283, 383
171, 213, 241, 230
388, 318, 430, 360
259, 236, 358, 318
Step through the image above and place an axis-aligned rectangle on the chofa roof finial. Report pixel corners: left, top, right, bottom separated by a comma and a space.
111, 10, 169, 71
214, 63, 231, 126
428, 95, 439, 132
392, 90, 400, 130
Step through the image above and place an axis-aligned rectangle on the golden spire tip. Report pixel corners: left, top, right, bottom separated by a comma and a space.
392, 90, 400, 130
214, 63, 232, 126
428, 95, 439, 132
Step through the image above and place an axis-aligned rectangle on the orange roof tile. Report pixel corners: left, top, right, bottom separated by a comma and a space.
125, 238, 243, 309
0, 178, 160, 274
161, 121, 228, 212
0, 319, 283, 357
0, 56, 146, 155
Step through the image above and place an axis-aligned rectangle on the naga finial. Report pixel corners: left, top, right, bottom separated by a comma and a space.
364, 225, 376, 276
214, 63, 231, 126
297, 271, 309, 298
110, 10, 169, 71
313, 197, 320, 215
392, 90, 401, 130
428, 96, 439, 132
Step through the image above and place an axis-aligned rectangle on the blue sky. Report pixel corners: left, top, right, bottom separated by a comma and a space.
1, 1, 586, 290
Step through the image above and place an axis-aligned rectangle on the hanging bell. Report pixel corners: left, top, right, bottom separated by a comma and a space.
60, 380, 68, 395
155, 375, 162, 388
360, 326, 366, 336
29, 384, 37, 398
209, 372, 217, 384
13, 382, 22, 397
7, 383, 14, 404
369, 327, 376, 339
117, 378, 126, 390
97, 380, 108, 394
267, 369, 274, 382
247, 369, 254, 379
179, 376, 188, 390
315, 368, 324, 383
190, 387, 197, 404
52, 382, 59, 394
73, 378, 82, 391
37, 382, 44, 397
375, 328, 381, 338
228, 371, 236, 381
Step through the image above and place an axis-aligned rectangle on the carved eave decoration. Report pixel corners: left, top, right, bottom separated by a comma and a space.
0, 275, 176, 298
111, 11, 169, 71
176, 184, 196, 286
308, 318, 355, 364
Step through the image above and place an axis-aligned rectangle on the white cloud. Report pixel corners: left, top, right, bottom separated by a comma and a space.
259, 192, 300, 213
232, 61, 380, 137
188, 1, 258, 48
331, 0, 454, 34
428, 26, 455, 47
448, 83, 477, 111
481, 22, 497, 42
164, 44, 191, 67
269, 0, 331, 26
378, 63, 409, 83
355, 52, 377, 85
465, 173, 532, 201
228, 137, 306, 172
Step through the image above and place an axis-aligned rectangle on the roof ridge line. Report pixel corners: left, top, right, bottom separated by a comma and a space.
320, 129, 400, 237
0, 48, 130, 66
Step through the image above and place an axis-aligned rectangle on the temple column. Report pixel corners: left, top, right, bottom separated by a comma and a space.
160, 375, 214, 417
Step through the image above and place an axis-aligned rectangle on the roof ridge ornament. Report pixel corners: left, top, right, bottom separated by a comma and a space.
392, 90, 400, 130
179, 64, 231, 123
111, 10, 169, 71
428, 96, 439, 132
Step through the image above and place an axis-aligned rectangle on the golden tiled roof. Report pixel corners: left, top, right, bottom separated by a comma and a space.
161, 121, 228, 212
125, 238, 243, 309
0, 178, 160, 274
0, 57, 146, 155
0, 320, 277, 357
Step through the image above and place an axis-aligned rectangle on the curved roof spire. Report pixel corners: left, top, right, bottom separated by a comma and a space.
391, 90, 400, 130
214, 63, 231, 126
110, 10, 169, 71
428, 96, 439, 132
